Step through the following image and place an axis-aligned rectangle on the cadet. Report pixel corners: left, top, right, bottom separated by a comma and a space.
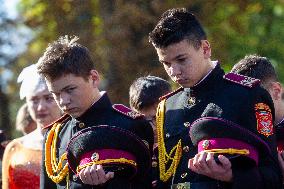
148, 8, 281, 188
38, 36, 153, 189
129, 75, 171, 188
231, 54, 284, 183
129, 75, 171, 146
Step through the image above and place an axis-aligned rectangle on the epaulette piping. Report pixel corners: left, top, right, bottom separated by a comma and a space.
159, 87, 183, 101
223, 72, 260, 88
42, 114, 71, 130
112, 104, 144, 119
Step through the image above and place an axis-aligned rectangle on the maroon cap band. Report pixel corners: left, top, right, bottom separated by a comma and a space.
198, 138, 259, 165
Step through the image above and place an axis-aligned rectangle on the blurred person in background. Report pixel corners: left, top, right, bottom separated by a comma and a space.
15, 103, 37, 135
0, 130, 7, 186
129, 75, 171, 147
231, 54, 284, 184
129, 75, 171, 188
2, 64, 62, 189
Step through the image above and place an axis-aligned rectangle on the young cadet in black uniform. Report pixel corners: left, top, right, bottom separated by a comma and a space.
232, 54, 284, 184
148, 8, 282, 189
37, 36, 153, 189
129, 76, 171, 187
129, 75, 171, 145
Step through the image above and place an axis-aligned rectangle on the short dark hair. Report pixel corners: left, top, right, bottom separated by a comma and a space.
129, 76, 171, 111
231, 54, 278, 89
149, 8, 207, 49
37, 35, 95, 81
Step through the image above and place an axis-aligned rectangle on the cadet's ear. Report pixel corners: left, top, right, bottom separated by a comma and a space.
269, 82, 282, 101
201, 40, 211, 59
89, 70, 100, 87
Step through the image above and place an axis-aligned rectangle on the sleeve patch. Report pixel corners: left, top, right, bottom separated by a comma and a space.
112, 104, 143, 119
224, 72, 260, 88
255, 103, 273, 137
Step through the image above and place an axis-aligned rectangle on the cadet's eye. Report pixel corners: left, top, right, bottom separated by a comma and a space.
66, 87, 76, 94
177, 58, 186, 63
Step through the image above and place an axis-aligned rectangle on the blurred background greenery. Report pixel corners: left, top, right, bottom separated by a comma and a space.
0, 0, 283, 138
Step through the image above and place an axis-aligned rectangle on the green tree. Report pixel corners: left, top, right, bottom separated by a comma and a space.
4, 0, 284, 138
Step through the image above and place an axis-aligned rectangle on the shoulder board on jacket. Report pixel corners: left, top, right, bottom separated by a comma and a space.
223, 72, 260, 88
159, 87, 183, 101
112, 104, 144, 119
42, 114, 71, 130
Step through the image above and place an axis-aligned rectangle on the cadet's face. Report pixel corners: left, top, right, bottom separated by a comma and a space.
46, 71, 100, 118
26, 87, 61, 127
155, 39, 211, 88
139, 103, 159, 143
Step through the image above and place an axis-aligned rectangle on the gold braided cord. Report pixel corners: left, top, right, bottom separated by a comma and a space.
76, 158, 137, 173
156, 99, 182, 182
203, 148, 249, 155
45, 123, 69, 183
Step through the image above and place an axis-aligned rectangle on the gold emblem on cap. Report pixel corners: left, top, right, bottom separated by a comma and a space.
91, 152, 99, 161
78, 122, 85, 128
202, 140, 210, 150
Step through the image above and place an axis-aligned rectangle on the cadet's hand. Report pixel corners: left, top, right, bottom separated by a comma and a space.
188, 152, 233, 182
277, 151, 284, 182
79, 164, 114, 185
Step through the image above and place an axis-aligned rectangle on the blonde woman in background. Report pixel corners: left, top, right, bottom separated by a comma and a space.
15, 103, 37, 135
2, 64, 62, 189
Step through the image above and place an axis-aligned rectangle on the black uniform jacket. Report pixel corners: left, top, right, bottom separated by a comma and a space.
154, 63, 282, 189
40, 93, 154, 189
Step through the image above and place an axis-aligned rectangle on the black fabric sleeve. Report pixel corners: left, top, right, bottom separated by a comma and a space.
253, 87, 282, 189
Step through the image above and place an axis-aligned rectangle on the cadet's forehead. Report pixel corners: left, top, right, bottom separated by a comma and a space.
155, 40, 192, 61
46, 74, 84, 91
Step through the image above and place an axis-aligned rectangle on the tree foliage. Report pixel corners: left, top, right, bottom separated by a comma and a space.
1, 0, 284, 137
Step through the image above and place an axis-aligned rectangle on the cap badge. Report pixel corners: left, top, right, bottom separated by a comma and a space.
202, 140, 210, 150
91, 152, 99, 161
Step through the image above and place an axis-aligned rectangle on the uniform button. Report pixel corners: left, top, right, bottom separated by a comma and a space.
73, 174, 78, 181
152, 161, 158, 168
184, 122, 190, 128
78, 122, 85, 128
181, 172, 188, 179
183, 146, 190, 153
165, 133, 170, 138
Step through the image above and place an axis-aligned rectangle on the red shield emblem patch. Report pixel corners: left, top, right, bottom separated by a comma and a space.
255, 103, 273, 137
